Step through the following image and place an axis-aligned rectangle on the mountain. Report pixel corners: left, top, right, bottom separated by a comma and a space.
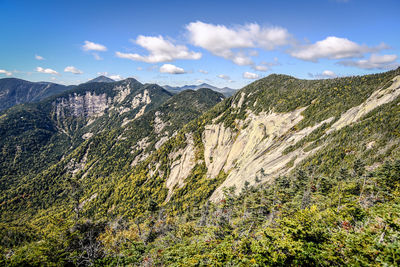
0, 88, 225, 221
1, 68, 400, 265
163, 82, 237, 97
0, 78, 172, 193
0, 78, 73, 111
85, 75, 115, 83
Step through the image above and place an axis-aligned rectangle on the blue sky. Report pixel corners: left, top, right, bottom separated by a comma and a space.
0, 0, 399, 88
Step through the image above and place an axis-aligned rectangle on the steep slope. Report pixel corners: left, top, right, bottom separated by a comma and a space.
0, 88, 225, 221
0, 78, 72, 111
85, 67, 400, 214
1, 68, 400, 265
3, 68, 399, 221
0, 78, 172, 192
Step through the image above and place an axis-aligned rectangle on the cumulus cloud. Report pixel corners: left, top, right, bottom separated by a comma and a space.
217, 74, 231, 80
338, 54, 399, 70
243, 72, 259, 79
96, 72, 123, 80
0, 69, 12, 76
159, 64, 186, 74
199, 69, 208, 74
322, 70, 337, 77
116, 35, 201, 63
309, 70, 337, 79
290, 36, 388, 62
186, 21, 291, 66
35, 55, 45, 60
64, 66, 83, 74
109, 74, 123, 80
82, 41, 107, 51
36, 67, 58, 75
253, 65, 269, 71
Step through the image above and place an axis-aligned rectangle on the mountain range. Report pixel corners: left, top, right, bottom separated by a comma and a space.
0, 78, 73, 111
163, 82, 237, 97
1, 68, 400, 265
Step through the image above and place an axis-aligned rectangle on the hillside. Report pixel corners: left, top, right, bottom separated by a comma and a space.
0, 78, 172, 192
0, 78, 73, 111
1, 68, 400, 266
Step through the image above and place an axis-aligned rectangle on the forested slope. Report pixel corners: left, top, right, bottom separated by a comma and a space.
1, 68, 400, 266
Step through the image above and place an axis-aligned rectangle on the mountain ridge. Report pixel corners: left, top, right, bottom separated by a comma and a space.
163, 82, 237, 97
0, 77, 73, 111
1, 68, 400, 265
85, 75, 115, 83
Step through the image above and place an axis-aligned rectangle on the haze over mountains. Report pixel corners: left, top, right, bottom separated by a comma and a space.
0, 76, 236, 111
162, 83, 237, 97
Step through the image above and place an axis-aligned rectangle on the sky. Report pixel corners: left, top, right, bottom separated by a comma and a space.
0, 0, 399, 88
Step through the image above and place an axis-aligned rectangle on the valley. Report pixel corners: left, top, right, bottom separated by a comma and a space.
0, 68, 400, 265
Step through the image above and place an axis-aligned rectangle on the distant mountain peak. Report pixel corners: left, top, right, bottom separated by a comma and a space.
86, 75, 115, 83
162, 83, 237, 97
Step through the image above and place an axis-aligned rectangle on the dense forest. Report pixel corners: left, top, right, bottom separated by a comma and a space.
0, 68, 400, 266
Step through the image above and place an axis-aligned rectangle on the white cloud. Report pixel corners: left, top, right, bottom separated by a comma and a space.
290, 36, 388, 62
116, 35, 201, 63
64, 66, 83, 74
92, 53, 103, 60
137, 67, 143, 71
322, 70, 337, 77
159, 64, 186, 74
109, 74, 123, 81
36, 67, 58, 75
35, 55, 45, 60
243, 72, 259, 79
0, 69, 12, 76
96, 72, 123, 80
82, 41, 107, 51
252, 57, 280, 72
338, 54, 399, 69
199, 69, 208, 74
253, 65, 269, 71
217, 74, 231, 80
186, 21, 291, 65
308, 70, 338, 79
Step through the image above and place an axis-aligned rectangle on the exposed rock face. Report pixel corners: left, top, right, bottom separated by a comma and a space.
132, 90, 152, 119
328, 75, 400, 133
115, 85, 131, 103
132, 90, 151, 109
165, 134, 196, 201
130, 137, 151, 166
207, 113, 334, 201
154, 111, 167, 134
54, 92, 109, 119
163, 76, 400, 202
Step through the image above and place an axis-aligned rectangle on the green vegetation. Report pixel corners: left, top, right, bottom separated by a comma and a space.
0, 68, 400, 265
0, 78, 72, 111
1, 158, 399, 266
